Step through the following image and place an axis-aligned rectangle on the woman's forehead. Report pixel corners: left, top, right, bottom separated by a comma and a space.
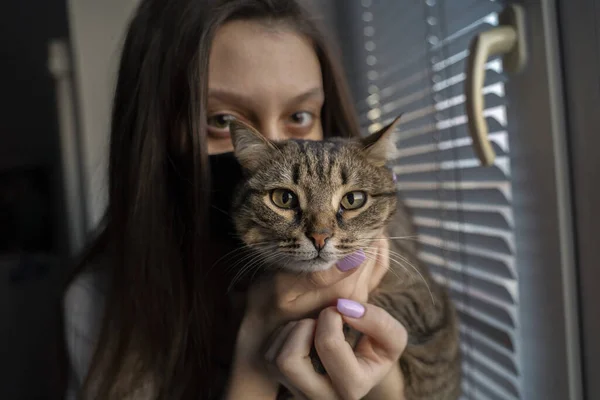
208, 20, 323, 105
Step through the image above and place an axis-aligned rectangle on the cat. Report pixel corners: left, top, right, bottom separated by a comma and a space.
227, 118, 462, 399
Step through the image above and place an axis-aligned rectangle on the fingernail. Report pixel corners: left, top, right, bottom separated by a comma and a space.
337, 249, 366, 272
337, 298, 365, 318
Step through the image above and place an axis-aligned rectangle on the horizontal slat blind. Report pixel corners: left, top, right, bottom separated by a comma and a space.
339, 1, 521, 399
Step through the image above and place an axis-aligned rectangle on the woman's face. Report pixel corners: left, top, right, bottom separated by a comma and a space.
207, 20, 325, 154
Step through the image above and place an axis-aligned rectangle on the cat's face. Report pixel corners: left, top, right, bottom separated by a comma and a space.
229, 119, 400, 272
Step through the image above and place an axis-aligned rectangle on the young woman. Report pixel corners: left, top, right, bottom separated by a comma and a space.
62, 0, 407, 398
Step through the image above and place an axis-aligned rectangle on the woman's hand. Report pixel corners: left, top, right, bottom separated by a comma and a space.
258, 238, 389, 324
227, 296, 407, 400
226, 238, 392, 399
264, 300, 407, 400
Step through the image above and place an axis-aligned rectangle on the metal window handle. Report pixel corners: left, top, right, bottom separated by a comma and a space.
465, 4, 527, 166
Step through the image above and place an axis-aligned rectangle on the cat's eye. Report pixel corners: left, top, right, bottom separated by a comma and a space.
207, 114, 236, 133
340, 191, 367, 210
271, 189, 299, 209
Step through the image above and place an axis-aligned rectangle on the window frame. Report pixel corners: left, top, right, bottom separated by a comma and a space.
558, 0, 600, 398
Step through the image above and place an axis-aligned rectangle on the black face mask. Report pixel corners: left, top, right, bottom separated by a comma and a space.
208, 151, 245, 245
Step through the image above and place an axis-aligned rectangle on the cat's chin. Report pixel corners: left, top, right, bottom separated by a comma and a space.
281, 258, 338, 273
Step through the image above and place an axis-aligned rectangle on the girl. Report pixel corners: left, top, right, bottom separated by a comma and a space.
63, 0, 407, 398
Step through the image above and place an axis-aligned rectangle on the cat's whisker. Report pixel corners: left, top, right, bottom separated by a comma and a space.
224, 243, 280, 273
364, 235, 420, 241
210, 205, 230, 216
228, 253, 268, 291
248, 252, 297, 284
227, 254, 259, 277
225, 247, 268, 273
228, 250, 290, 290
360, 245, 434, 305
237, 249, 278, 273
248, 253, 287, 285
385, 250, 435, 306
227, 247, 278, 285
211, 245, 256, 272
228, 260, 255, 290
212, 240, 274, 270
361, 249, 408, 284
255, 251, 289, 271
353, 237, 422, 249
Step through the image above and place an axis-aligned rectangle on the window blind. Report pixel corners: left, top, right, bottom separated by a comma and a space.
327, 1, 521, 399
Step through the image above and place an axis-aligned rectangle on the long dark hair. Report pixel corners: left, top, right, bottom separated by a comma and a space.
64, 0, 360, 398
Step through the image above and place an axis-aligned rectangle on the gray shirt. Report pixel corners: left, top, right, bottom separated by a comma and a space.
62, 255, 230, 398
63, 258, 110, 399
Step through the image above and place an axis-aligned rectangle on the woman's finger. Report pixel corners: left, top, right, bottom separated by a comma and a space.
274, 319, 338, 399
336, 299, 408, 360
263, 321, 308, 399
264, 321, 298, 363
314, 302, 408, 399
314, 307, 365, 398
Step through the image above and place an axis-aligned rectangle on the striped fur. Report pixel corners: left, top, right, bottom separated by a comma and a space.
230, 123, 461, 399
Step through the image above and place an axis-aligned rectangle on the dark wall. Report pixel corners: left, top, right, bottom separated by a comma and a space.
0, 1, 71, 399
0, 0, 70, 256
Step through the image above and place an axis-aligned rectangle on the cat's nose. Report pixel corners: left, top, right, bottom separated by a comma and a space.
308, 232, 331, 251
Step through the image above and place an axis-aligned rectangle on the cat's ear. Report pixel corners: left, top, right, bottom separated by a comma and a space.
359, 115, 402, 167
229, 120, 276, 172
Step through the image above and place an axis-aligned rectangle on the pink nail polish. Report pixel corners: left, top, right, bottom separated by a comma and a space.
337, 298, 365, 318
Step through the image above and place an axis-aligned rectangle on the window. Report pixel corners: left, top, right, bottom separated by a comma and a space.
317, 0, 583, 398
351, 2, 519, 398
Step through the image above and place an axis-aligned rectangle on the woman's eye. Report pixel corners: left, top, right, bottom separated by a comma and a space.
271, 188, 299, 209
207, 114, 236, 132
340, 191, 367, 210
289, 111, 314, 127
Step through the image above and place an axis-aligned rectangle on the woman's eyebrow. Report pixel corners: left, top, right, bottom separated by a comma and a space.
207, 87, 324, 108
287, 87, 324, 105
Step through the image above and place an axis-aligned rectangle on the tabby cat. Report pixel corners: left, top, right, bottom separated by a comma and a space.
228, 118, 462, 399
